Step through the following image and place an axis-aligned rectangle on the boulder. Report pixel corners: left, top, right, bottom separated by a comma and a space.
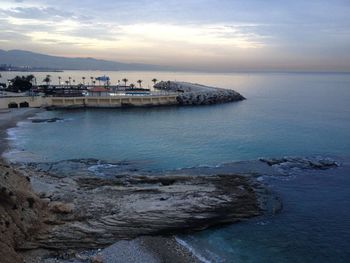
48, 202, 74, 214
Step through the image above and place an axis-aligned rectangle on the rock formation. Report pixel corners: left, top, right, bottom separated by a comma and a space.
259, 156, 339, 175
0, 160, 46, 263
21, 161, 266, 249
154, 81, 245, 105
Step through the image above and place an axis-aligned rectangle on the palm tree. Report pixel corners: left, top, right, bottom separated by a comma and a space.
90, 76, 94, 86
58, 76, 62, 86
65, 80, 69, 88
122, 78, 128, 87
43, 75, 51, 86
130, 83, 135, 89
68, 77, 72, 85
27, 74, 35, 83
92, 80, 96, 86
152, 78, 157, 86
137, 79, 143, 88
82, 77, 86, 85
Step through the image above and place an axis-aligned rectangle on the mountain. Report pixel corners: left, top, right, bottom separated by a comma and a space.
0, 49, 170, 71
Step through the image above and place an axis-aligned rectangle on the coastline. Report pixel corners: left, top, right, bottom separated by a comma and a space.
0, 108, 201, 263
2, 108, 344, 263
0, 108, 43, 155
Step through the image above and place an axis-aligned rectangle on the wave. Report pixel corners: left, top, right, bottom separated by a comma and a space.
87, 163, 121, 176
6, 127, 19, 142
174, 163, 223, 171
2, 149, 45, 163
175, 237, 218, 263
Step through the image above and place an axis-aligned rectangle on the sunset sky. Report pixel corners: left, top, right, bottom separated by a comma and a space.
0, 0, 350, 72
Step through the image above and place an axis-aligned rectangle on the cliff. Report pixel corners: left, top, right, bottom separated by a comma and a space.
0, 160, 45, 263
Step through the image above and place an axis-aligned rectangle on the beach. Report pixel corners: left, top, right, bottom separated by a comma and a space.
0, 108, 43, 154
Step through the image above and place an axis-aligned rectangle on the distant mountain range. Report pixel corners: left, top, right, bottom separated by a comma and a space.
0, 49, 171, 71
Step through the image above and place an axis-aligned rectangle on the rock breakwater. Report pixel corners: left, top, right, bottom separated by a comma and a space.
154, 81, 245, 105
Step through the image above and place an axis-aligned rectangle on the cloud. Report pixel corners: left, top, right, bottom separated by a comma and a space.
0, 30, 30, 42
0, 0, 349, 71
3, 6, 72, 19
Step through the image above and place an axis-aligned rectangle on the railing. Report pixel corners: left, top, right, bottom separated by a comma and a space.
85, 91, 178, 97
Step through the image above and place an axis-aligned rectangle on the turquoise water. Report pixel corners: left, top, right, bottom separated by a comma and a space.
6, 72, 350, 169
5, 71, 350, 262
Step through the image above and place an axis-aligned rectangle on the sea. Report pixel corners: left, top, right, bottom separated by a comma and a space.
3, 70, 350, 262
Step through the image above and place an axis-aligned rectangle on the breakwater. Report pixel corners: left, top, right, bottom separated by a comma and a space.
0, 81, 245, 109
154, 81, 245, 105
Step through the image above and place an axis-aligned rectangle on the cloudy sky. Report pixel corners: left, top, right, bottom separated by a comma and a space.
0, 0, 350, 72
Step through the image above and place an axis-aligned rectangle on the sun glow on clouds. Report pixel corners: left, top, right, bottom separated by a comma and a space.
7, 18, 263, 51
120, 23, 264, 49
0, 1, 266, 66
1, 0, 349, 71
3, 9, 264, 60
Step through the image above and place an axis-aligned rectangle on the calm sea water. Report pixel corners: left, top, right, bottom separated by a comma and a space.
4, 71, 350, 262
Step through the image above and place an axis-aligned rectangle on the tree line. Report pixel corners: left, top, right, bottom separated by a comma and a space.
0, 73, 159, 93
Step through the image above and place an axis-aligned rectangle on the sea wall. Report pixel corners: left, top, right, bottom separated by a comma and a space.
50, 94, 178, 108
0, 96, 50, 109
0, 95, 178, 109
154, 81, 245, 105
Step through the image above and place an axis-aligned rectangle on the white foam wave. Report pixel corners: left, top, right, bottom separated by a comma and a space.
2, 149, 45, 163
175, 237, 213, 263
6, 127, 19, 141
87, 163, 120, 176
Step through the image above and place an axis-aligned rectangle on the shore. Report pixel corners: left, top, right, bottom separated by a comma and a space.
0, 109, 200, 263
0, 108, 43, 155
21, 236, 199, 263
0, 108, 342, 263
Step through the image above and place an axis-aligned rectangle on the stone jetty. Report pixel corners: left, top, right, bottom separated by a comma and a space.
154, 81, 245, 105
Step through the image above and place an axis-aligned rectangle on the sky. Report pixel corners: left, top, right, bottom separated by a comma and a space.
0, 0, 350, 72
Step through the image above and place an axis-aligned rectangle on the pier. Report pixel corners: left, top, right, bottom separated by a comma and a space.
0, 81, 245, 109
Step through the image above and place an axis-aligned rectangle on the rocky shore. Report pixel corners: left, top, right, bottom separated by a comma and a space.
1, 155, 339, 262
24, 163, 265, 248
154, 81, 245, 105
1, 157, 268, 262
0, 109, 341, 263
0, 110, 265, 262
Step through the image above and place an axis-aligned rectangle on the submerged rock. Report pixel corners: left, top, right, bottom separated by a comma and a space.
154, 81, 245, 105
259, 156, 339, 175
31, 117, 63, 123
